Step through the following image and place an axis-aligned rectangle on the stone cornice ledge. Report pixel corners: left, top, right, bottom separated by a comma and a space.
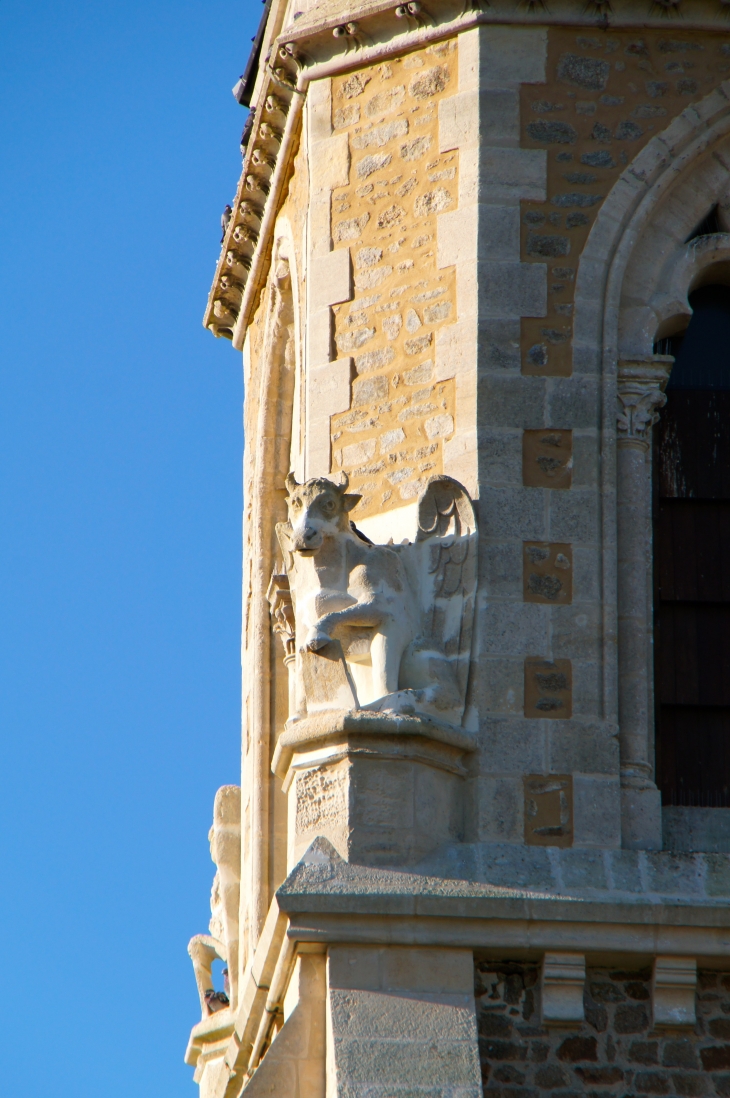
205, 0, 730, 349
275, 840, 730, 959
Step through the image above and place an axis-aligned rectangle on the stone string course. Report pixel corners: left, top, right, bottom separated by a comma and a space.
476, 961, 730, 1098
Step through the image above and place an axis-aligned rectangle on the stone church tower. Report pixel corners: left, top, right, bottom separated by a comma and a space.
186, 3, 730, 1095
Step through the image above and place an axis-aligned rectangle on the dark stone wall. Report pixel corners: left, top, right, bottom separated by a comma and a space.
475, 960, 730, 1096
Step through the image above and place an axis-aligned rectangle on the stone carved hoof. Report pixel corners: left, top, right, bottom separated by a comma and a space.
305, 629, 331, 652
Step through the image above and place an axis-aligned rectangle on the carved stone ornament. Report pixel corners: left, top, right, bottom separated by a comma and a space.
271, 473, 478, 868
273, 473, 477, 731
616, 356, 673, 446
267, 571, 296, 662
187, 786, 240, 1020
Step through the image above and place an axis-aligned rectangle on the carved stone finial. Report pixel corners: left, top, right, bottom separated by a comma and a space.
616, 356, 673, 447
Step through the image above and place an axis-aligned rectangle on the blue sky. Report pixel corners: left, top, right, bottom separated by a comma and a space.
0, 2, 257, 1093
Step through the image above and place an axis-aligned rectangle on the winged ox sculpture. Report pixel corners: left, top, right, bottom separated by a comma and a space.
272, 473, 477, 731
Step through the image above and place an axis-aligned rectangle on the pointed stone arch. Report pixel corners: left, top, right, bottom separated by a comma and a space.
572, 83, 730, 848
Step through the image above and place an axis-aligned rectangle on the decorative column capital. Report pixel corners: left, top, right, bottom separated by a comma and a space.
267, 570, 296, 661
617, 356, 673, 447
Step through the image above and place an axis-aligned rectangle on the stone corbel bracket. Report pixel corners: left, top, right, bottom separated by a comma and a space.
203, 49, 303, 342
540, 952, 586, 1025
653, 955, 697, 1029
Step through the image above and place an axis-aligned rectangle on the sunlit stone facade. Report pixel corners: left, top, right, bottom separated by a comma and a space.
187, 4, 730, 1096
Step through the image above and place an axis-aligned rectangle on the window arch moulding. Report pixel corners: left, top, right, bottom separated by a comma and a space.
571, 84, 730, 851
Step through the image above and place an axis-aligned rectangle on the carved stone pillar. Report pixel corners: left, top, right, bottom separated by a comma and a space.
616, 356, 672, 850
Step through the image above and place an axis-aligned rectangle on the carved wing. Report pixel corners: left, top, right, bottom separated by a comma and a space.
416, 475, 476, 544
275, 520, 295, 575
398, 476, 477, 726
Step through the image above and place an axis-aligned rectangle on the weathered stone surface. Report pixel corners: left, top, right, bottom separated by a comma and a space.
328, 946, 482, 1098
199, 17, 730, 1098
475, 959, 730, 1094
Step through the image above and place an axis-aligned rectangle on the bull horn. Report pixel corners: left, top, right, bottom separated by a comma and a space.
337, 471, 349, 490
285, 472, 299, 493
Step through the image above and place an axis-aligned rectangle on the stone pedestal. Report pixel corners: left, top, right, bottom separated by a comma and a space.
272, 710, 476, 869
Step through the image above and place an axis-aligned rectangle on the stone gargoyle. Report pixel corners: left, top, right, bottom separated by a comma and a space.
274, 472, 477, 730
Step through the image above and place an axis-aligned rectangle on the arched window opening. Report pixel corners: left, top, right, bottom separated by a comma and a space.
653, 283, 730, 807
685, 204, 724, 243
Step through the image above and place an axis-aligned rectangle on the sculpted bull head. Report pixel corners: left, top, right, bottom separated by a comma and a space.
284, 472, 362, 554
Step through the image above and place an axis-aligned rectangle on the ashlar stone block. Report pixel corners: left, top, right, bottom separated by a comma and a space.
482, 487, 546, 539
437, 206, 479, 268
309, 249, 353, 310
523, 428, 573, 489
242, 954, 326, 1098
477, 428, 522, 486
439, 89, 480, 153
551, 603, 602, 661
478, 260, 547, 318
524, 774, 573, 847
478, 25, 548, 86
327, 946, 482, 1098
548, 719, 619, 776
478, 204, 522, 261
523, 542, 573, 604
479, 716, 547, 775
573, 775, 621, 848
479, 374, 547, 428
524, 657, 572, 719
480, 601, 549, 657
549, 489, 600, 545
475, 775, 524, 842
306, 357, 352, 477
479, 146, 547, 203
480, 539, 522, 598
477, 656, 524, 715
477, 318, 522, 372
440, 88, 520, 153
